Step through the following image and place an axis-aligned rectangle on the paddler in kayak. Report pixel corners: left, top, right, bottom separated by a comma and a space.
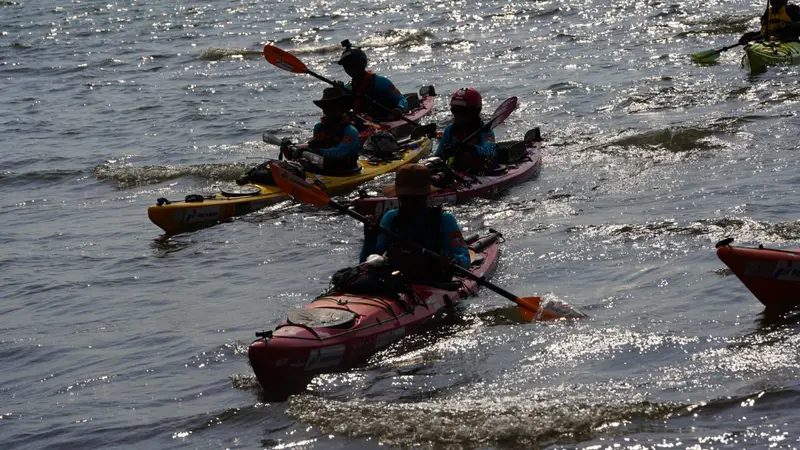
434, 88, 497, 173
281, 86, 361, 175
334, 40, 408, 121
739, 0, 800, 44
360, 163, 470, 282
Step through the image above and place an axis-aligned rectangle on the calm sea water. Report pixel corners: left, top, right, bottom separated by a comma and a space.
2, 0, 800, 448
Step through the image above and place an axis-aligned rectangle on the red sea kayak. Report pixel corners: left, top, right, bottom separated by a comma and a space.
372, 87, 436, 139
248, 231, 502, 392
351, 128, 543, 217
716, 238, 800, 310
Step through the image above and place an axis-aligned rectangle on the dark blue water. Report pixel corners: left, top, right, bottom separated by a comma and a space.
3, 0, 800, 448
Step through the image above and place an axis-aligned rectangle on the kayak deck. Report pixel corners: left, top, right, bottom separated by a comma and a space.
148, 138, 431, 235
248, 232, 502, 393
743, 40, 800, 71
352, 134, 543, 217
716, 239, 800, 310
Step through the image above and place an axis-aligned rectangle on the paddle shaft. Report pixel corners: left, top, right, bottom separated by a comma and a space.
259, 134, 420, 169
327, 199, 526, 307
264, 45, 433, 137
456, 119, 497, 148
304, 67, 423, 129
717, 42, 744, 54
450, 103, 516, 162
700, 18, 769, 60
692, 36, 765, 62
444, 98, 516, 158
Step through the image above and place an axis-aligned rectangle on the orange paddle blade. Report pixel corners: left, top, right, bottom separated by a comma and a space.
269, 163, 330, 206
263, 45, 308, 74
516, 296, 587, 321
516, 296, 541, 321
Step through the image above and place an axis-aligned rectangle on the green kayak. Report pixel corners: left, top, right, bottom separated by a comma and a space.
744, 40, 800, 71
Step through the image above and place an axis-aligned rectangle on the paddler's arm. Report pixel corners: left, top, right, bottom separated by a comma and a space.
359, 209, 397, 262
375, 75, 408, 113
359, 210, 397, 262
780, 6, 800, 35
333, 80, 352, 92
434, 125, 454, 157
439, 213, 470, 269
315, 125, 360, 159
790, 4, 800, 20
472, 129, 497, 159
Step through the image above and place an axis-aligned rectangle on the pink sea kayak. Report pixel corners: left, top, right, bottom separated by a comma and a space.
248, 231, 502, 392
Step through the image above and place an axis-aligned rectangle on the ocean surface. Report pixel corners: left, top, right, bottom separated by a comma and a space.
2, 0, 800, 448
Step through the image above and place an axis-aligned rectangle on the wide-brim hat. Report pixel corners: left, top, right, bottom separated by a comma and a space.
383, 163, 440, 196
313, 87, 353, 108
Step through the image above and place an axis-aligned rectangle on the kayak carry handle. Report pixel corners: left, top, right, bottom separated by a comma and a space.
715, 237, 734, 248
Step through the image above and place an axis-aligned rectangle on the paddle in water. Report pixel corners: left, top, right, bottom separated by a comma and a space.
263, 44, 437, 140
690, 43, 746, 63
268, 162, 587, 321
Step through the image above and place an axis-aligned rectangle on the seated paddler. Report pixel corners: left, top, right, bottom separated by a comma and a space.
283, 86, 361, 176
434, 88, 498, 173
360, 164, 470, 282
336, 40, 408, 121
740, 0, 800, 44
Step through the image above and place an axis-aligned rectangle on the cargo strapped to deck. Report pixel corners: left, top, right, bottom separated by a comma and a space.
287, 308, 357, 329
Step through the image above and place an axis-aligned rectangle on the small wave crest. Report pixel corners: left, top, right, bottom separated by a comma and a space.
678, 15, 755, 37
278, 29, 436, 56
198, 47, 264, 61
287, 394, 676, 448
568, 218, 800, 246
587, 122, 738, 156
0, 169, 85, 187
93, 162, 248, 187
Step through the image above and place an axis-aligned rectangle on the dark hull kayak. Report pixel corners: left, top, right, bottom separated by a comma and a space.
716, 238, 800, 310
248, 232, 502, 394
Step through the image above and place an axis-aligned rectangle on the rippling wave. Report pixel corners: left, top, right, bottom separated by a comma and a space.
287, 394, 676, 448
198, 47, 265, 61
568, 219, 800, 246
4, 0, 800, 448
93, 162, 248, 187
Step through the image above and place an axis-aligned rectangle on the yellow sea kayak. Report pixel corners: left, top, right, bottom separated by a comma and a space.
147, 137, 431, 235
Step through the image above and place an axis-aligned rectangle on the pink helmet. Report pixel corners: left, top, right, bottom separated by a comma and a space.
450, 88, 482, 110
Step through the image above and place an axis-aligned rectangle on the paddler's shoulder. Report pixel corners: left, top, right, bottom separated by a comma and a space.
343, 123, 360, 135
371, 73, 396, 85
438, 210, 460, 230
379, 209, 399, 226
